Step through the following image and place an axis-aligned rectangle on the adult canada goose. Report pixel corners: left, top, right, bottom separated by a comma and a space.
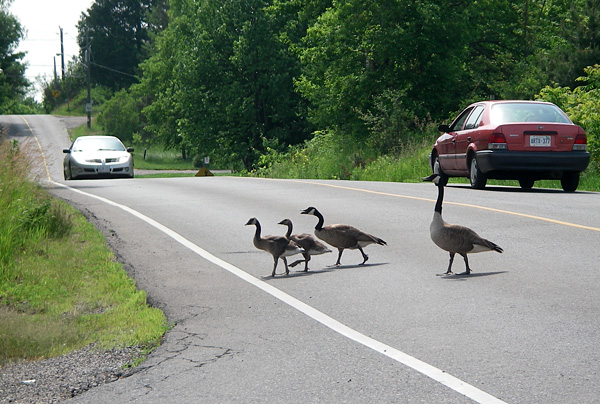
245, 218, 304, 277
422, 173, 503, 275
300, 207, 386, 266
278, 218, 332, 271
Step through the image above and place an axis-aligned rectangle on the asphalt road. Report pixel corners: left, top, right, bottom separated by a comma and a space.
2, 115, 600, 404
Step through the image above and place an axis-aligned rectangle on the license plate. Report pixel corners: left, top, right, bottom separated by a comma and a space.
98, 164, 109, 173
529, 135, 551, 147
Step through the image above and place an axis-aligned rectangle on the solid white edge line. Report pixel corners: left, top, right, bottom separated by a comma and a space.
50, 180, 507, 404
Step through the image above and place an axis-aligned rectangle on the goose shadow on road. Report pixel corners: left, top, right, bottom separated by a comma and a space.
263, 262, 388, 280
437, 270, 508, 280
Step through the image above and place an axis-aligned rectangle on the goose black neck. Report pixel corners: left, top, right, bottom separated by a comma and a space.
253, 221, 262, 239
313, 210, 325, 231
284, 223, 292, 238
435, 182, 444, 214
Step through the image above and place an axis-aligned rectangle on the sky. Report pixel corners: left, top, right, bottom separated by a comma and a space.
9, 0, 95, 101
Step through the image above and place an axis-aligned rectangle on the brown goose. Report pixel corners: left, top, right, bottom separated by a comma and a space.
245, 217, 304, 277
300, 207, 386, 266
278, 218, 332, 271
423, 173, 503, 275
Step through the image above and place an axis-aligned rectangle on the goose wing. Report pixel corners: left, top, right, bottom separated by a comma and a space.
440, 224, 501, 254
317, 224, 385, 248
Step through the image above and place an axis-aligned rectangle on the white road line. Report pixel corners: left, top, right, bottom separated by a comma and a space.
51, 180, 507, 404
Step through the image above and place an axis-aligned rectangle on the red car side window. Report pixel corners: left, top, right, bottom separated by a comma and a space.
449, 107, 473, 131
464, 105, 484, 130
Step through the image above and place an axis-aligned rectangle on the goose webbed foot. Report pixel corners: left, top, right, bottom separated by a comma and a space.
436, 270, 453, 276
359, 255, 369, 265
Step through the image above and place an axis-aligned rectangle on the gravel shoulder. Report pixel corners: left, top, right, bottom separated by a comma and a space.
0, 345, 142, 404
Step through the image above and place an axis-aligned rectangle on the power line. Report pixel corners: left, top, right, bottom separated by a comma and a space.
90, 61, 137, 78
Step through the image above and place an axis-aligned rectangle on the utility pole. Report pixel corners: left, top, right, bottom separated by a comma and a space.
85, 28, 92, 129
59, 26, 65, 80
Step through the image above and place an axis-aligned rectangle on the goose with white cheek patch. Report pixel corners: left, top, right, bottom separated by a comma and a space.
422, 173, 503, 275
300, 207, 386, 266
278, 218, 332, 271
245, 217, 304, 277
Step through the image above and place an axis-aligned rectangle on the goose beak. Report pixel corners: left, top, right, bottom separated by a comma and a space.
300, 208, 310, 214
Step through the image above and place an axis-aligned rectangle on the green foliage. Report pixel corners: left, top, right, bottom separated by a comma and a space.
255, 129, 374, 180
41, 59, 86, 113
537, 65, 600, 170
61, 0, 600, 182
98, 88, 142, 143
0, 2, 34, 113
138, 0, 313, 171
0, 141, 71, 269
77, 0, 156, 90
0, 140, 166, 365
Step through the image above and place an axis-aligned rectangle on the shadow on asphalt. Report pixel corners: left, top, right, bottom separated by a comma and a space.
263, 262, 388, 280
437, 271, 508, 280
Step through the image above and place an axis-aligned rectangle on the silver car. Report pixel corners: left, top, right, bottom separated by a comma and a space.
63, 136, 134, 180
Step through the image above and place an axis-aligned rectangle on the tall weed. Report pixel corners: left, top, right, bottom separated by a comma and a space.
0, 141, 73, 271
0, 139, 166, 365
255, 119, 438, 181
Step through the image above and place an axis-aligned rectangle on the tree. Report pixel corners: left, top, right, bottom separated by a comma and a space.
140, 0, 312, 170
295, 1, 471, 139
0, 0, 30, 114
98, 88, 142, 143
77, 0, 156, 90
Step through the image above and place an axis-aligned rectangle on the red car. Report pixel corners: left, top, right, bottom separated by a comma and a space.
430, 100, 590, 192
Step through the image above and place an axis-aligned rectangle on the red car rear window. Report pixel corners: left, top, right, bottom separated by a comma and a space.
490, 103, 571, 125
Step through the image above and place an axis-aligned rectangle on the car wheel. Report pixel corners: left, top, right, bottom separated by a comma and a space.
518, 177, 535, 189
64, 164, 71, 180
469, 157, 487, 189
561, 172, 579, 192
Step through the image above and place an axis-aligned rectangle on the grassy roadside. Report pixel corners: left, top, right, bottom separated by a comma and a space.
255, 131, 600, 192
0, 139, 167, 366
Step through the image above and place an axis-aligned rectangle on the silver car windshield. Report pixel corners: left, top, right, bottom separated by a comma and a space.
490, 103, 571, 125
73, 138, 126, 152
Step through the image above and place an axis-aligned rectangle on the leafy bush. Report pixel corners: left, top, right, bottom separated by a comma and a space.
0, 140, 73, 270
538, 64, 600, 171
255, 130, 374, 180
98, 89, 142, 143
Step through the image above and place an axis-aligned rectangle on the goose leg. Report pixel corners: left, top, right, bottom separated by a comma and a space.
357, 246, 369, 265
438, 252, 455, 276
303, 253, 311, 272
282, 257, 290, 275
289, 259, 302, 268
330, 248, 344, 266
459, 253, 471, 275
271, 257, 279, 277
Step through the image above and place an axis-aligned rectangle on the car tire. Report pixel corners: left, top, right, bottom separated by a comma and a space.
518, 177, 535, 189
64, 164, 71, 180
561, 172, 579, 192
469, 157, 487, 189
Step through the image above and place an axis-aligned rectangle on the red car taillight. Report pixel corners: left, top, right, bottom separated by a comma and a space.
489, 133, 507, 150
573, 134, 587, 151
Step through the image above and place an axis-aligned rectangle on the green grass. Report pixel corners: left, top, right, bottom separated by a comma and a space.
133, 146, 195, 170
0, 140, 167, 366
254, 130, 600, 192
70, 117, 103, 138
